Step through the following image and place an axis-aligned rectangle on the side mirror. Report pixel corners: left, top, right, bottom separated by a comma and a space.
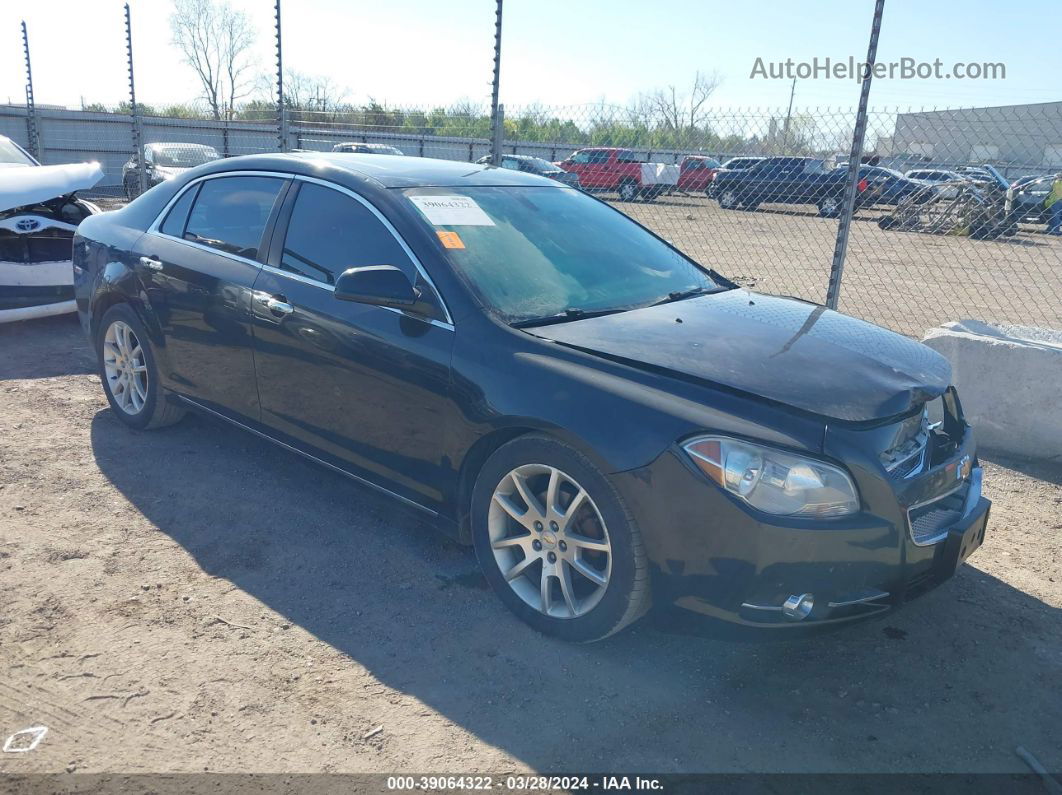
334, 265, 417, 307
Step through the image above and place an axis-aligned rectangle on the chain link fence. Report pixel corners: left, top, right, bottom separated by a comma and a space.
2, 99, 1060, 337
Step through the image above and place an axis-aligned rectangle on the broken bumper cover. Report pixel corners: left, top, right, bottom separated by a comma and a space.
0, 259, 76, 322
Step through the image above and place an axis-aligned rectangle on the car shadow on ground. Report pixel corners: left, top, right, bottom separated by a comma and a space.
88, 407, 1062, 773
0, 314, 96, 380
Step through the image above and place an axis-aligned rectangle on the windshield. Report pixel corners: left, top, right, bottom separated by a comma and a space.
404, 186, 724, 324
528, 157, 562, 173
152, 146, 218, 168
0, 138, 36, 166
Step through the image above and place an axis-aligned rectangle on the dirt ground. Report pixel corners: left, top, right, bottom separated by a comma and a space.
1, 316, 1060, 779
615, 194, 1062, 338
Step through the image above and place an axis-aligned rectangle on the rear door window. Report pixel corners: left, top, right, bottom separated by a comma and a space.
184, 176, 286, 261
160, 184, 199, 237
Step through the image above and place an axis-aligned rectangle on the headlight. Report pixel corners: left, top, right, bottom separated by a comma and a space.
682, 436, 859, 518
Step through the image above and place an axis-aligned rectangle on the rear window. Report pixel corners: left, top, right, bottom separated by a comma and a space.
184, 176, 286, 261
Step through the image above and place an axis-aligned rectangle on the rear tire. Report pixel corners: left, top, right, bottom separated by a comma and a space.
471, 434, 650, 643
617, 181, 639, 202
96, 304, 185, 430
717, 189, 740, 210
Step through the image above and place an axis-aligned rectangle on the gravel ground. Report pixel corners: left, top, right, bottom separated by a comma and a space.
614, 194, 1062, 338
0, 316, 1060, 778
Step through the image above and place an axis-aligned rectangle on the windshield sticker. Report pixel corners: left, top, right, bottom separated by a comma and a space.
408, 195, 495, 226
436, 230, 466, 249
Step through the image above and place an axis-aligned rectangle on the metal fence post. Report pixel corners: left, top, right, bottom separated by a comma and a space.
274, 0, 287, 152
21, 21, 40, 162
125, 4, 146, 195
491, 105, 505, 165
826, 0, 885, 310
488, 0, 504, 164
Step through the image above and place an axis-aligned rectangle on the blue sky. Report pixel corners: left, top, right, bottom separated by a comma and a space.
0, 0, 1057, 112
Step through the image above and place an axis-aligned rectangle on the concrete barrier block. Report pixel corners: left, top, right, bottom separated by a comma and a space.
922, 321, 1062, 461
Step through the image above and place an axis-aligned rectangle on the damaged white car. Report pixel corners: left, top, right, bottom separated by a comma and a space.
0, 135, 102, 323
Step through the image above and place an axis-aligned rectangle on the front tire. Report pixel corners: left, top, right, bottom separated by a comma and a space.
818, 196, 841, 217
96, 304, 185, 430
471, 435, 650, 642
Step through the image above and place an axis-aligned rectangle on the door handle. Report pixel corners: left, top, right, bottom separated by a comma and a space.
255, 293, 294, 315
139, 256, 163, 271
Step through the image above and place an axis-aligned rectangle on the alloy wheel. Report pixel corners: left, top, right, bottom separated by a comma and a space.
488, 464, 612, 619
103, 320, 148, 415
719, 190, 737, 208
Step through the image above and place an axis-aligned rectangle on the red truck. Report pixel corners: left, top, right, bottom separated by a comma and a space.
556, 148, 679, 201
676, 155, 722, 194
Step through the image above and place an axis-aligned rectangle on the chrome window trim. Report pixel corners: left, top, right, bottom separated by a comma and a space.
145, 170, 455, 331
290, 174, 454, 329
147, 169, 289, 236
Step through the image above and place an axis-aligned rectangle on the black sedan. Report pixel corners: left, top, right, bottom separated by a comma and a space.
858, 165, 931, 206
73, 154, 989, 641
476, 153, 581, 188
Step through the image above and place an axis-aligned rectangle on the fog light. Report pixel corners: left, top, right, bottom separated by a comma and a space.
782, 593, 814, 620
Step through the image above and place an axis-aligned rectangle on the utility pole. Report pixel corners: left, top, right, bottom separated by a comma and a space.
488, 0, 504, 164
21, 21, 40, 161
826, 0, 885, 310
275, 0, 287, 152
781, 77, 796, 152
125, 4, 146, 195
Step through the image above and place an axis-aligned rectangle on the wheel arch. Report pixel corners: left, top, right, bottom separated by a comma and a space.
453, 423, 617, 545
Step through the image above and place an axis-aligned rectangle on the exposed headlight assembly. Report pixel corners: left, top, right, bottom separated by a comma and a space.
682, 436, 860, 518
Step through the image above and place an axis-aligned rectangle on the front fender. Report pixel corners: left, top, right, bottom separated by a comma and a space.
451, 324, 826, 477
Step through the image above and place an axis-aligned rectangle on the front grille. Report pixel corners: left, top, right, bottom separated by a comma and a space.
0, 232, 74, 264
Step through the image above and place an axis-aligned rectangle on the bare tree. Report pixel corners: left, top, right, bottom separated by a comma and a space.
282, 68, 347, 112
645, 71, 721, 132
170, 0, 258, 120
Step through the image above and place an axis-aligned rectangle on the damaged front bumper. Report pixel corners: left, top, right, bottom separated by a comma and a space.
0, 217, 79, 323
611, 397, 989, 634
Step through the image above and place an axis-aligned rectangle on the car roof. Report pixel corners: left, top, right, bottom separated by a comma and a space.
190, 152, 559, 189
148, 142, 216, 150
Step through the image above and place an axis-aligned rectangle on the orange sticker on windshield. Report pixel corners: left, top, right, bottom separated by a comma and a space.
437, 230, 465, 249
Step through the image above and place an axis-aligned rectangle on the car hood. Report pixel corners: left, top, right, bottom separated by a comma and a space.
0, 162, 104, 213
526, 290, 951, 423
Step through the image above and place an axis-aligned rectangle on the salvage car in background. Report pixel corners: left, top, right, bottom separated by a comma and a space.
879, 168, 1017, 240
0, 134, 102, 323
718, 156, 765, 172
712, 156, 870, 217
74, 152, 990, 641
476, 154, 581, 187
1008, 174, 1055, 225
676, 155, 722, 194
123, 143, 220, 200
333, 142, 404, 155
556, 147, 678, 201
857, 165, 931, 206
